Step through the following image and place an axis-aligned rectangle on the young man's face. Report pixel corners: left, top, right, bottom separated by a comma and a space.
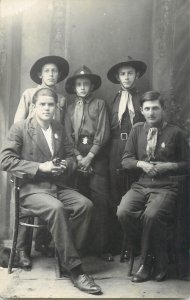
39, 63, 60, 87
117, 66, 138, 89
141, 100, 164, 126
75, 77, 93, 98
34, 95, 56, 122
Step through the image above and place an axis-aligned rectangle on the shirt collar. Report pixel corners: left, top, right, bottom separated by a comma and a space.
75, 93, 94, 104
144, 120, 167, 134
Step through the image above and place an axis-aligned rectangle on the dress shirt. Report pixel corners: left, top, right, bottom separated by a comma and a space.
41, 125, 54, 156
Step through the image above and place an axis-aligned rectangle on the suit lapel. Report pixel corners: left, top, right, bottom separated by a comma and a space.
51, 120, 62, 157
27, 118, 52, 160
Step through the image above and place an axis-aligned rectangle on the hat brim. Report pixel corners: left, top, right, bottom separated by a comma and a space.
30, 56, 69, 84
65, 74, 101, 94
107, 60, 147, 83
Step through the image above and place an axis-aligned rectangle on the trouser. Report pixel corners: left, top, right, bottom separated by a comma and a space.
76, 142, 110, 254
117, 180, 178, 269
17, 187, 93, 271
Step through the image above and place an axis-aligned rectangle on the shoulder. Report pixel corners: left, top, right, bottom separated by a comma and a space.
132, 122, 144, 129
21, 87, 37, 97
165, 123, 186, 137
92, 97, 106, 106
51, 119, 64, 131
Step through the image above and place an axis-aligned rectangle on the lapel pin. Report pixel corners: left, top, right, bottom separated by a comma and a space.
161, 142, 165, 148
54, 133, 59, 139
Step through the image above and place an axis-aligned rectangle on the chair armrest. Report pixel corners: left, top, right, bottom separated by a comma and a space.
12, 171, 28, 179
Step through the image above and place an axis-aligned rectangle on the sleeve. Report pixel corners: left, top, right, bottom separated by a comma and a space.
90, 100, 110, 155
121, 127, 139, 170
14, 90, 31, 123
0, 122, 39, 177
61, 127, 77, 174
175, 129, 189, 173
64, 107, 81, 157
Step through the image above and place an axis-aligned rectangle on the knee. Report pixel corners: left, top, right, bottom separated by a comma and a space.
79, 196, 93, 214
49, 201, 64, 217
117, 197, 130, 222
144, 208, 159, 223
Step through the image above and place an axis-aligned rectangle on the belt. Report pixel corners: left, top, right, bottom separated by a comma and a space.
79, 135, 94, 145
112, 132, 128, 141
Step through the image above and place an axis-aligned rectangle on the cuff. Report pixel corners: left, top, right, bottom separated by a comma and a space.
89, 144, 100, 156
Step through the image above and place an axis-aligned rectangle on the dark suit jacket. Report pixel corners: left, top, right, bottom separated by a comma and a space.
0, 117, 77, 198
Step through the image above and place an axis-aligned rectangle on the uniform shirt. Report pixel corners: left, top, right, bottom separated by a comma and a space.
65, 95, 110, 157
122, 121, 189, 175
110, 88, 144, 136
14, 85, 67, 124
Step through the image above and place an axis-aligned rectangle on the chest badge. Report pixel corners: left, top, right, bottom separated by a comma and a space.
54, 133, 59, 139
82, 137, 88, 144
161, 142, 166, 148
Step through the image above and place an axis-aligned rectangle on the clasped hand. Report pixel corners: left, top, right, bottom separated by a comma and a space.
138, 161, 173, 177
39, 160, 67, 175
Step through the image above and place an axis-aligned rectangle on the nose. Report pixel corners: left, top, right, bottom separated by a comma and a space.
44, 104, 50, 110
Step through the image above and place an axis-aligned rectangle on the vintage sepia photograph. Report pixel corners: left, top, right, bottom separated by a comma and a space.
0, 0, 189, 298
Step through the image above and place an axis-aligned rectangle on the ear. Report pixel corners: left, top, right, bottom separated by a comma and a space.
115, 73, 120, 82
136, 72, 140, 79
38, 72, 42, 79
90, 83, 94, 91
140, 106, 144, 115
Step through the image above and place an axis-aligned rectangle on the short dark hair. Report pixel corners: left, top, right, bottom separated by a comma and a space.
32, 88, 58, 104
140, 91, 165, 108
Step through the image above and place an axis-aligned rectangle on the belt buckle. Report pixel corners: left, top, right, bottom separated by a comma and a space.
121, 133, 128, 140
82, 136, 88, 144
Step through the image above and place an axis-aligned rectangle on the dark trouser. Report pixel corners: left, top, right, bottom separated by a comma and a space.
117, 179, 178, 270
108, 138, 128, 253
17, 187, 93, 271
76, 142, 110, 254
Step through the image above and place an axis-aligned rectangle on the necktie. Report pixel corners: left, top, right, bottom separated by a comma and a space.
146, 127, 158, 161
118, 91, 135, 126
74, 98, 84, 144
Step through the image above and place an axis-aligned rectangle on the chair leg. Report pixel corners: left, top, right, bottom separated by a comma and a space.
55, 249, 62, 278
8, 213, 19, 274
120, 233, 127, 262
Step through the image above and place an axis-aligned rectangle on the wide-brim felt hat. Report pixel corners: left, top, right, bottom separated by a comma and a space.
30, 55, 69, 84
65, 65, 101, 94
107, 56, 147, 83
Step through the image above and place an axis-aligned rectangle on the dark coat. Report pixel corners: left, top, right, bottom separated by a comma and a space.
0, 117, 76, 198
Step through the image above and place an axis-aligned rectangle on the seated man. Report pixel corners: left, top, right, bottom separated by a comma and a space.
0, 88, 102, 295
117, 91, 189, 282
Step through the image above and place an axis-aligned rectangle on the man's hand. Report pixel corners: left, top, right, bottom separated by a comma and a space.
137, 161, 158, 177
153, 162, 178, 175
78, 152, 94, 171
38, 160, 67, 175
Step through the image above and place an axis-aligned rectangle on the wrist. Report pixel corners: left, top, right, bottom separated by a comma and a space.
76, 155, 83, 161
87, 152, 95, 159
137, 161, 143, 168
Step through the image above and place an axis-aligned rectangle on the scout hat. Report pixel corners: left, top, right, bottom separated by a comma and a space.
30, 55, 69, 84
107, 56, 147, 83
65, 65, 101, 94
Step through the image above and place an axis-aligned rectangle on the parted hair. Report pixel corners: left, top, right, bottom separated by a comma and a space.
140, 91, 165, 108
32, 88, 58, 104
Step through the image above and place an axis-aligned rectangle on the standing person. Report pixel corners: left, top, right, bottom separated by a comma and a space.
14, 55, 69, 264
14, 55, 69, 124
1, 88, 102, 295
117, 91, 189, 282
107, 56, 146, 253
65, 66, 112, 261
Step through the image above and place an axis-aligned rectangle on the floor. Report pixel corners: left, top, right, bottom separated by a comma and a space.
0, 250, 189, 298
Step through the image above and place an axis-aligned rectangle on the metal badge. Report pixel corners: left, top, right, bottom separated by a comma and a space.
82, 137, 88, 144
161, 142, 166, 148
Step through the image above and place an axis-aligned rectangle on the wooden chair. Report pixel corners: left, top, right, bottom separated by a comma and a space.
117, 169, 189, 278
8, 171, 62, 277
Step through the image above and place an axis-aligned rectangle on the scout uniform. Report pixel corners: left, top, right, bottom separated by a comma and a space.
14, 56, 69, 124
65, 66, 111, 255
117, 120, 189, 281
107, 57, 147, 208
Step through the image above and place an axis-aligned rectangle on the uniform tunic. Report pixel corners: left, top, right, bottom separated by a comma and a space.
65, 95, 111, 253
117, 121, 189, 268
109, 87, 144, 208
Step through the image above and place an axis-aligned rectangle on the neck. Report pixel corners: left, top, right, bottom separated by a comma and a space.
147, 120, 164, 128
41, 83, 56, 90
35, 116, 51, 130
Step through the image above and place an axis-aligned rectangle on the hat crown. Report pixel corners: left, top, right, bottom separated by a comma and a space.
73, 65, 93, 77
